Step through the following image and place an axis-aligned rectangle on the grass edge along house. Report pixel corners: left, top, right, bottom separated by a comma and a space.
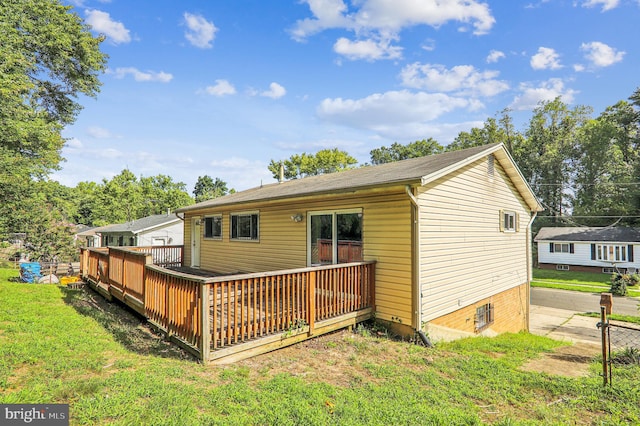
176, 143, 542, 342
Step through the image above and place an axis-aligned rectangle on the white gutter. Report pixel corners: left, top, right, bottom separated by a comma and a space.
526, 210, 538, 332
405, 185, 421, 332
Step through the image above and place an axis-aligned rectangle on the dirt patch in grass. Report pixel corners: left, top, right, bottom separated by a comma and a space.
520, 342, 600, 377
238, 330, 368, 387
236, 329, 427, 387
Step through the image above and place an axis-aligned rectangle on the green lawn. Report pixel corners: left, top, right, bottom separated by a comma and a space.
532, 268, 640, 297
1, 267, 639, 425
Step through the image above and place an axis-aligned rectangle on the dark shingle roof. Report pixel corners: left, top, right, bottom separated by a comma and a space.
178, 143, 539, 213
535, 227, 640, 243
100, 214, 181, 234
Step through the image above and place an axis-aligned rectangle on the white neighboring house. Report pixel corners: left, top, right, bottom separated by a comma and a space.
84, 213, 184, 248
535, 227, 640, 274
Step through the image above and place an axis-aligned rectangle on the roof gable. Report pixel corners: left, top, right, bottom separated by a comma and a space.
177, 143, 542, 213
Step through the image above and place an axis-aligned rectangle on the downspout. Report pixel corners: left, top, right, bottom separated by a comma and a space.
526, 210, 538, 331
405, 185, 421, 333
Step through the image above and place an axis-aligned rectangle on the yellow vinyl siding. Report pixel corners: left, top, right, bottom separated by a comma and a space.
182, 187, 414, 325
419, 157, 530, 322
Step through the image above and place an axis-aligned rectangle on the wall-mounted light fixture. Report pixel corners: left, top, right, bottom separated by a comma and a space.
291, 213, 303, 223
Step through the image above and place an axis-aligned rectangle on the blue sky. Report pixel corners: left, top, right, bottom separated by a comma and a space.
55, 0, 639, 194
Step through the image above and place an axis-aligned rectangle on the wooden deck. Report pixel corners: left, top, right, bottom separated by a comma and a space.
80, 246, 375, 363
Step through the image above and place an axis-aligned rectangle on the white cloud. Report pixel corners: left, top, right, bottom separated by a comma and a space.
333, 37, 403, 61
530, 47, 562, 70
111, 67, 173, 83
486, 49, 505, 63
317, 90, 475, 132
290, 0, 352, 41
66, 138, 83, 149
87, 126, 114, 139
261, 82, 287, 99
85, 9, 131, 44
204, 79, 237, 96
291, 0, 495, 61
510, 78, 577, 110
399, 63, 509, 97
183, 12, 217, 49
580, 41, 625, 67
209, 157, 273, 189
421, 39, 436, 51
97, 148, 124, 159
293, 0, 495, 38
581, 0, 620, 11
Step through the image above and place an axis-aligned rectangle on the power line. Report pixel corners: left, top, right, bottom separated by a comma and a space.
535, 182, 640, 186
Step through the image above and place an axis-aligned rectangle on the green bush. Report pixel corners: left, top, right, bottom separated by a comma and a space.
610, 273, 630, 296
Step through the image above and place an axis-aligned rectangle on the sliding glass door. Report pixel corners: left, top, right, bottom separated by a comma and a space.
308, 209, 362, 265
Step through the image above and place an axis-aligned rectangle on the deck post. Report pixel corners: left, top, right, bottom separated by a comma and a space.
200, 283, 211, 362
165, 276, 172, 337
308, 270, 316, 335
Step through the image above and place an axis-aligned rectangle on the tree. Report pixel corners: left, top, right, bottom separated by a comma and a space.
268, 148, 357, 180
139, 175, 194, 216
0, 0, 107, 236
519, 98, 592, 219
0, 0, 106, 176
193, 175, 229, 203
446, 109, 524, 156
74, 170, 194, 226
369, 139, 443, 165
573, 118, 633, 224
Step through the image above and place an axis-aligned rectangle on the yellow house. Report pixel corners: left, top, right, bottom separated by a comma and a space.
176, 143, 542, 340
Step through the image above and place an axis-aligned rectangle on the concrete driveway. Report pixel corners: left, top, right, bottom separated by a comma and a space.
529, 288, 639, 345
529, 305, 602, 346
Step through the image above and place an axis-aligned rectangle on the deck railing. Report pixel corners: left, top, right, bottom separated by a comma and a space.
80, 246, 375, 362
127, 245, 183, 268
82, 247, 109, 284
143, 261, 375, 360
107, 247, 153, 313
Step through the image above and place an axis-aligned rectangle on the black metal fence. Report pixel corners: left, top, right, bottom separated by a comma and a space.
597, 306, 640, 386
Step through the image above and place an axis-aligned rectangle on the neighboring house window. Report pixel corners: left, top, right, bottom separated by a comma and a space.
129, 237, 135, 246
204, 215, 222, 239
591, 244, 634, 262
475, 303, 494, 332
118, 236, 124, 246
556, 265, 570, 271
596, 244, 627, 262
230, 212, 259, 240
549, 243, 574, 253
499, 210, 518, 232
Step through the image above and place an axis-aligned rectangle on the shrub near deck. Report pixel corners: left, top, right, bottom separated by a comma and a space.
1, 268, 639, 425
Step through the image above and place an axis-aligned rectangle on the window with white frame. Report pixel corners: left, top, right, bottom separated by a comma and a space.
204, 215, 222, 239
596, 244, 627, 262
550, 243, 574, 254
500, 210, 517, 232
475, 303, 494, 332
230, 212, 259, 241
